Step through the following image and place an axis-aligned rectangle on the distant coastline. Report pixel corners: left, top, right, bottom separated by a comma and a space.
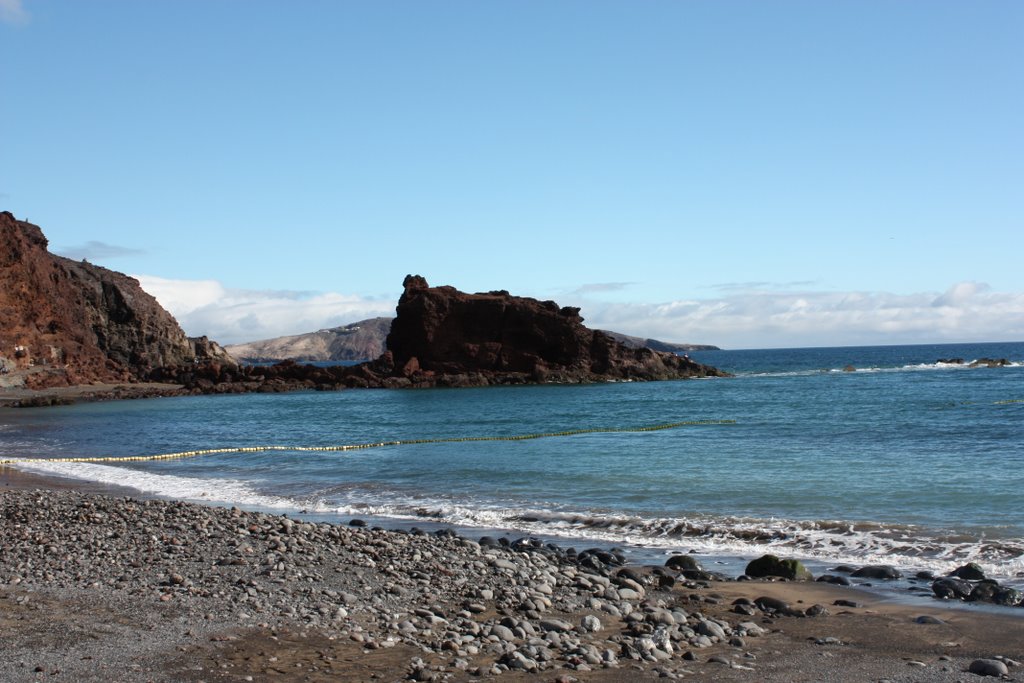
224, 316, 720, 365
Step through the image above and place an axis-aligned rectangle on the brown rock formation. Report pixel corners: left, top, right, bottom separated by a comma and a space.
226, 318, 717, 364
2, 213, 722, 403
364, 275, 727, 387
165, 275, 727, 394
0, 211, 233, 389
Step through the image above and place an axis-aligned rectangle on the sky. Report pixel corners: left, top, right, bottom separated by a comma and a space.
2, 1, 1022, 348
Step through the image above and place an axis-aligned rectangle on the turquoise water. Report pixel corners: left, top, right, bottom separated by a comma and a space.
3, 342, 1022, 584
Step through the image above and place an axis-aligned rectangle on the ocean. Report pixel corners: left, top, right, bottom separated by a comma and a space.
3, 341, 1022, 597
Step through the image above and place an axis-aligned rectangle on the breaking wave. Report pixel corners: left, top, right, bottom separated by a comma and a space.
17, 460, 1021, 585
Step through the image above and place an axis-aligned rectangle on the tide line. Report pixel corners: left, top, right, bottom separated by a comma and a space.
0, 419, 736, 466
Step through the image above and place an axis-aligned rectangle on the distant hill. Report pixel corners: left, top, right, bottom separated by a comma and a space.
225, 318, 393, 362
597, 330, 719, 354
226, 316, 718, 363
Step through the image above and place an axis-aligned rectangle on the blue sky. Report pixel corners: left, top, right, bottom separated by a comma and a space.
3, 1, 1022, 348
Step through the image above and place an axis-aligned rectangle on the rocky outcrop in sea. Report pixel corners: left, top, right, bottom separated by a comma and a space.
156, 275, 728, 392
3, 210, 724, 399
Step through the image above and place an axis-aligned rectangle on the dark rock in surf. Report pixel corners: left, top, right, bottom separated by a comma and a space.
851, 565, 902, 580
665, 555, 703, 572
967, 580, 1000, 603
991, 586, 1023, 607
816, 574, 852, 586
968, 357, 1010, 368
949, 562, 986, 581
931, 577, 974, 600
745, 554, 813, 581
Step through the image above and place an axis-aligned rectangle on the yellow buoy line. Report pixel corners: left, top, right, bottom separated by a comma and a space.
0, 419, 736, 466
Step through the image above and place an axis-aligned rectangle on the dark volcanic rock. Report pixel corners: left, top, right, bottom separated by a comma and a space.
376, 275, 728, 387
5, 244, 726, 401
0, 211, 233, 389
745, 554, 813, 581
227, 318, 719, 364
931, 577, 974, 600
969, 357, 1010, 368
949, 562, 986, 581
850, 565, 902, 580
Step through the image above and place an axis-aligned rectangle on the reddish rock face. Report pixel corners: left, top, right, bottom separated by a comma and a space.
0, 211, 229, 388
1, 210, 722, 398
379, 275, 727, 386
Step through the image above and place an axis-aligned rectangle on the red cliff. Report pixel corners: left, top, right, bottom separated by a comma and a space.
0, 211, 231, 389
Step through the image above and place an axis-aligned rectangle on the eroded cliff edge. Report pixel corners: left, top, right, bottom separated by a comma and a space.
2, 211, 725, 401
368, 274, 727, 386
172, 275, 727, 392
0, 211, 232, 390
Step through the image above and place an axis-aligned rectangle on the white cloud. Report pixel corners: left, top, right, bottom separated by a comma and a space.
136, 275, 227, 316
573, 282, 1024, 349
135, 275, 1024, 350
134, 275, 395, 345
0, 0, 29, 25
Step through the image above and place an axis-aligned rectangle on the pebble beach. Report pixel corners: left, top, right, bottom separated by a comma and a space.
2, 473, 1022, 683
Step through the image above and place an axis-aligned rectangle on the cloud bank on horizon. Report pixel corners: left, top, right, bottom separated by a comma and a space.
136, 275, 396, 345
138, 275, 1022, 350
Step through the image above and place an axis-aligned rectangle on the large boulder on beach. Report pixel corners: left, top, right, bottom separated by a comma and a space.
969, 659, 1009, 677
664, 554, 715, 580
745, 554, 813, 581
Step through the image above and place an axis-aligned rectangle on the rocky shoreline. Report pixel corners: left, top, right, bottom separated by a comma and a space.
1, 484, 1021, 682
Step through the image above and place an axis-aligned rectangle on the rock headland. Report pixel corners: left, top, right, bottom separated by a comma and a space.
2, 210, 725, 402
0, 211, 233, 391
169, 275, 728, 392
225, 318, 719, 364
372, 274, 728, 387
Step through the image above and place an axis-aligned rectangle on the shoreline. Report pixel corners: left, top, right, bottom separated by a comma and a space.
5, 465, 1023, 619
1, 476, 1022, 681
0, 382, 187, 408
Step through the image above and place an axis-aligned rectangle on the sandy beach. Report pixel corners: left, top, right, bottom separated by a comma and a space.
1, 471, 1021, 683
